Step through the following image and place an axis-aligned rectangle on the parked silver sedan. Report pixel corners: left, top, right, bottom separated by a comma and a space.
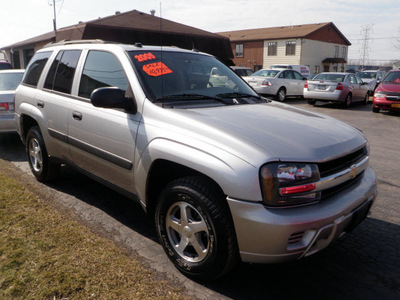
243, 68, 305, 101
304, 72, 369, 107
0, 69, 24, 133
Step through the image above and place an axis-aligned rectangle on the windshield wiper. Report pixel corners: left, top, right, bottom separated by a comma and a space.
216, 92, 270, 103
155, 93, 237, 105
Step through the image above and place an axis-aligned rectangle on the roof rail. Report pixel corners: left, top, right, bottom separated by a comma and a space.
43, 39, 106, 48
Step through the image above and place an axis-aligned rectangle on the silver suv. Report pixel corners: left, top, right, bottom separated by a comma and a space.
14, 40, 377, 280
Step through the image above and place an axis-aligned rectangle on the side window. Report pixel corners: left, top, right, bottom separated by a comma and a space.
355, 76, 363, 85
293, 71, 303, 80
79, 51, 129, 99
23, 51, 52, 87
349, 75, 356, 84
44, 50, 81, 94
285, 71, 294, 79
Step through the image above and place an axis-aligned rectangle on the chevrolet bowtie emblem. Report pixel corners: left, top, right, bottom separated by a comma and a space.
349, 164, 358, 179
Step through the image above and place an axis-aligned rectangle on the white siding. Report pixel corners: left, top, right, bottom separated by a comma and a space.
262, 38, 348, 73
301, 39, 348, 73
263, 39, 301, 68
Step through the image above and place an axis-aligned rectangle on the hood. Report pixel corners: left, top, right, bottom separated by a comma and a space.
377, 82, 400, 93
175, 102, 366, 164
361, 78, 375, 83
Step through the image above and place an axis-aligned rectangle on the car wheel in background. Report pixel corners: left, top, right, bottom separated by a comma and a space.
276, 88, 286, 101
372, 106, 380, 113
155, 176, 238, 280
307, 99, 316, 105
26, 126, 60, 182
343, 94, 352, 108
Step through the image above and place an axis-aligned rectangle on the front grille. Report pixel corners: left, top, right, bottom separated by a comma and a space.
318, 146, 367, 178
321, 172, 363, 199
383, 92, 400, 101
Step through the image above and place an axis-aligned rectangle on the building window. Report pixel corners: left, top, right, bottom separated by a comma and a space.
334, 46, 339, 58
268, 42, 277, 56
235, 44, 244, 57
342, 47, 347, 59
333, 65, 338, 72
285, 41, 296, 56
314, 65, 320, 74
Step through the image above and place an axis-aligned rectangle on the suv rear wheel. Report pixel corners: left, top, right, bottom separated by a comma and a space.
26, 126, 60, 182
155, 176, 238, 280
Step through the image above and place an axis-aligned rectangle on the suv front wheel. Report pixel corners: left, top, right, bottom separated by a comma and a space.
155, 176, 238, 280
26, 126, 60, 182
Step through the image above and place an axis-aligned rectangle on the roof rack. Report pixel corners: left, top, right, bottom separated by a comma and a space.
43, 39, 107, 48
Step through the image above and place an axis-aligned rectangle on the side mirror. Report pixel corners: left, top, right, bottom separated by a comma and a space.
91, 87, 137, 114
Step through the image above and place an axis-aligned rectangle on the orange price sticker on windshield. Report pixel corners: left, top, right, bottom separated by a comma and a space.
143, 62, 173, 77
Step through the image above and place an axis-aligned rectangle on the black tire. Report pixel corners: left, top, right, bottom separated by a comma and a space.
343, 94, 352, 108
155, 176, 238, 280
307, 99, 316, 105
276, 88, 286, 102
372, 106, 380, 113
26, 126, 60, 182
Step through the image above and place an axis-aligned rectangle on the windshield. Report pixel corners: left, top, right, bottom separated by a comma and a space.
358, 72, 376, 79
128, 50, 259, 105
383, 72, 400, 84
252, 69, 279, 77
313, 73, 345, 82
0, 72, 24, 91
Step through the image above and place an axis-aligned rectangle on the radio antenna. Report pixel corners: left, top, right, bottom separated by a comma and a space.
160, 2, 164, 100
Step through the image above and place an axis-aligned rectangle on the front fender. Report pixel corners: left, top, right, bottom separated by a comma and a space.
134, 137, 263, 206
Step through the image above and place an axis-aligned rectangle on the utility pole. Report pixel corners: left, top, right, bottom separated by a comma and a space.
53, 0, 57, 34
360, 24, 373, 69
49, 0, 61, 41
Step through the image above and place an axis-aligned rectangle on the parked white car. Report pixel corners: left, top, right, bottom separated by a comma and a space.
243, 68, 305, 101
304, 72, 369, 107
270, 64, 310, 78
358, 70, 386, 95
0, 69, 25, 132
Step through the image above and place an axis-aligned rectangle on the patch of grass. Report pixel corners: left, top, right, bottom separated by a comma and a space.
0, 163, 190, 299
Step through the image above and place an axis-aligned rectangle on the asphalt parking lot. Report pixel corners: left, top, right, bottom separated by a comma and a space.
1, 99, 399, 299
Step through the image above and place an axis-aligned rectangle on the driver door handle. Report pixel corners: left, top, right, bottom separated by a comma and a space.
72, 111, 82, 121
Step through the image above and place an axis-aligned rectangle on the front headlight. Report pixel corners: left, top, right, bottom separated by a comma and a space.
260, 162, 321, 207
374, 91, 386, 98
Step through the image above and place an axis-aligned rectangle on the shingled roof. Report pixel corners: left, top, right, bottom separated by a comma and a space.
218, 22, 351, 45
2, 10, 233, 59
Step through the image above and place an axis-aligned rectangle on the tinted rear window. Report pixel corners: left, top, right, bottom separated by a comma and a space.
23, 51, 52, 87
44, 50, 81, 94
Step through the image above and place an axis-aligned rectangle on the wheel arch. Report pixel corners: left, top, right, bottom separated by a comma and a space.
19, 114, 40, 144
145, 159, 225, 217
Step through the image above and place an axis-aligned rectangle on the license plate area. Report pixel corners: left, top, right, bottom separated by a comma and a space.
317, 85, 326, 90
391, 103, 400, 108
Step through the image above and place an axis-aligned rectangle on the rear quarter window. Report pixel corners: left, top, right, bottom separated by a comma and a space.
23, 51, 52, 87
44, 50, 81, 94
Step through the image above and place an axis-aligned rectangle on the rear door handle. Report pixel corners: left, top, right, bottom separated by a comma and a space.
72, 111, 82, 121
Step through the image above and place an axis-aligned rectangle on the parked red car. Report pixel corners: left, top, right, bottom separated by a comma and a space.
372, 70, 400, 113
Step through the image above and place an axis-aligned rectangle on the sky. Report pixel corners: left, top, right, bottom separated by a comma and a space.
1, 0, 400, 64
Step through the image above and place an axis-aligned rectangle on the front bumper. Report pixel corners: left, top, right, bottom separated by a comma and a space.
373, 98, 400, 111
227, 166, 377, 263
